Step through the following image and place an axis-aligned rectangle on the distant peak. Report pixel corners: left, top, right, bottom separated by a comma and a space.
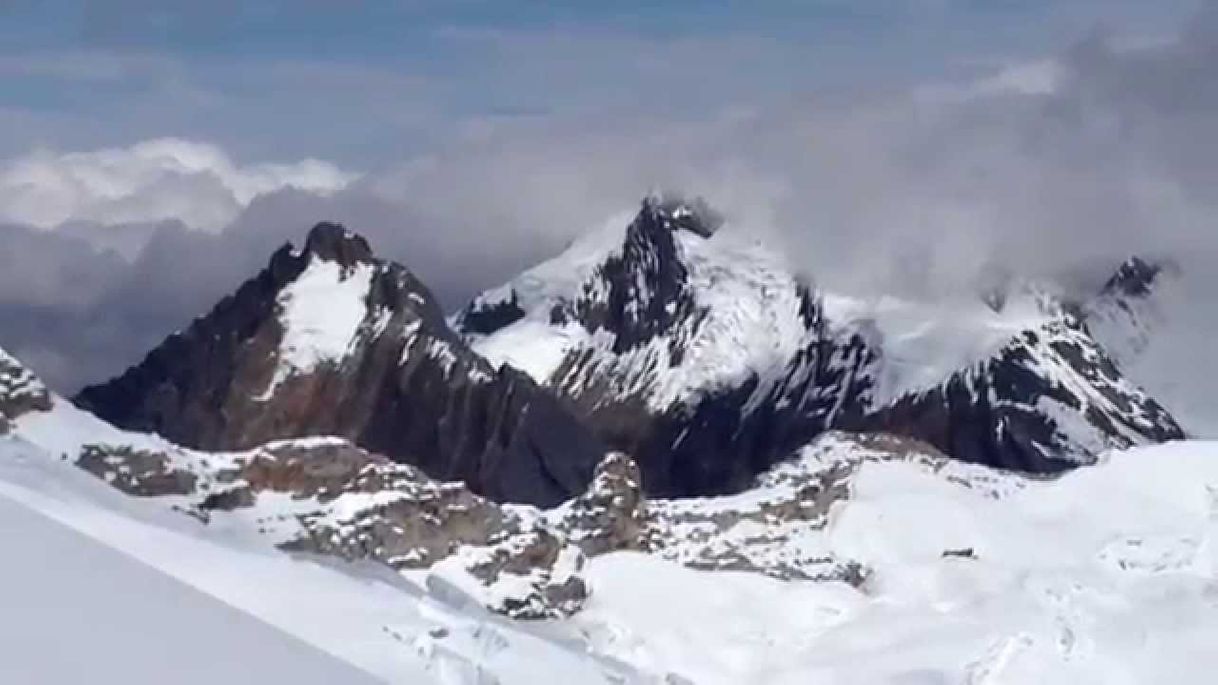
1101, 256, 1172, 298
302, 222, 374, 267
641, 192, 724, 238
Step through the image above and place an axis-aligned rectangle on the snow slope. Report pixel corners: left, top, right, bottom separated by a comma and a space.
0, 483, 380, 685
263, 254, 377, 396
0, 431, 629, 684
563, 439, 1218, 684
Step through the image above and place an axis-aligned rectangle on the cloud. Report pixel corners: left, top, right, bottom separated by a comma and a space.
0, 138, 359, 231
6, 5, 1218, 394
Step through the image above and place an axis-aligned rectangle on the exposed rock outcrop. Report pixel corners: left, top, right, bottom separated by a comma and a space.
0, 348, 51, 432
549, 452, 648, 556
429, 529, 589, 620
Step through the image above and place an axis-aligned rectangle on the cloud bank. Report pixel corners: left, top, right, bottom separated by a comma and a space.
0, 138, 358, 231
3, 7, 1218, 393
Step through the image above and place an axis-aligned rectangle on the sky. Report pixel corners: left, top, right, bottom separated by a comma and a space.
0, 0, 1216, 390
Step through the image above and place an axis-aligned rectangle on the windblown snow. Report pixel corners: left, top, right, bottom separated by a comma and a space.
823, 285, 1059, 405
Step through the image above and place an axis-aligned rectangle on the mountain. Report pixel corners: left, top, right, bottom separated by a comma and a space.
457, 195, 1183, 493
74, 222, 608, 506
455, 194, 874, 496
6, 342, 861, 621
70, 195, 1184, 503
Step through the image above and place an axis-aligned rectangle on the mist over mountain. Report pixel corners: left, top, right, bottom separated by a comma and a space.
5, 6, 1218, 396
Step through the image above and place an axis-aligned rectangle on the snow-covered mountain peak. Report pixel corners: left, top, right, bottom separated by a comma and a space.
454, 195, 1185, 493
1100, 255, 1177, 299
640, 190, 724, 238
457, 196, 816, 408
1081, 254, 1218, 436
75, 223, 609, 506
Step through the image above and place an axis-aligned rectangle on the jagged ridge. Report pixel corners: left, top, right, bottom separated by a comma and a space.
74, 223, 609, 506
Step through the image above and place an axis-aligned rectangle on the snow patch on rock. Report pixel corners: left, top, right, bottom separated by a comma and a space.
260, 255, 375, 398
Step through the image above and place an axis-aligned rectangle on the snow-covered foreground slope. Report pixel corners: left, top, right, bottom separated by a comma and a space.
5, 338, 1218, 683
561, 439, 1218, 683
0, 480, 380, 685
7, 405, 1218, 683
0, 436, 629, 684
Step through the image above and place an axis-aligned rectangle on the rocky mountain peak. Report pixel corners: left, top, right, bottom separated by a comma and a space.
642, 192, 724, 238
301, 221, 375, 268
1101, 256, 1167, 298
74, 223, 610, 507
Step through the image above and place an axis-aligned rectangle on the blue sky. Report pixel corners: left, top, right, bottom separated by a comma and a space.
0, 1, 1203, 165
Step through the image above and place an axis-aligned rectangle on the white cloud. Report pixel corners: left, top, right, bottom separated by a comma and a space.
0, 138, 359, 231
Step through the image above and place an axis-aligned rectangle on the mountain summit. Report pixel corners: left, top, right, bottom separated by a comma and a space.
74, 222, 609, 506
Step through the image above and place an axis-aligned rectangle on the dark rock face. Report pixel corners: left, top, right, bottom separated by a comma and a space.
74, 223, 608, 507
570, 196, 704, 353
456, 291, 525, 335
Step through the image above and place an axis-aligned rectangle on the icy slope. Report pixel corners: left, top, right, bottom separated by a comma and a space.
0, 482, 380, 685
